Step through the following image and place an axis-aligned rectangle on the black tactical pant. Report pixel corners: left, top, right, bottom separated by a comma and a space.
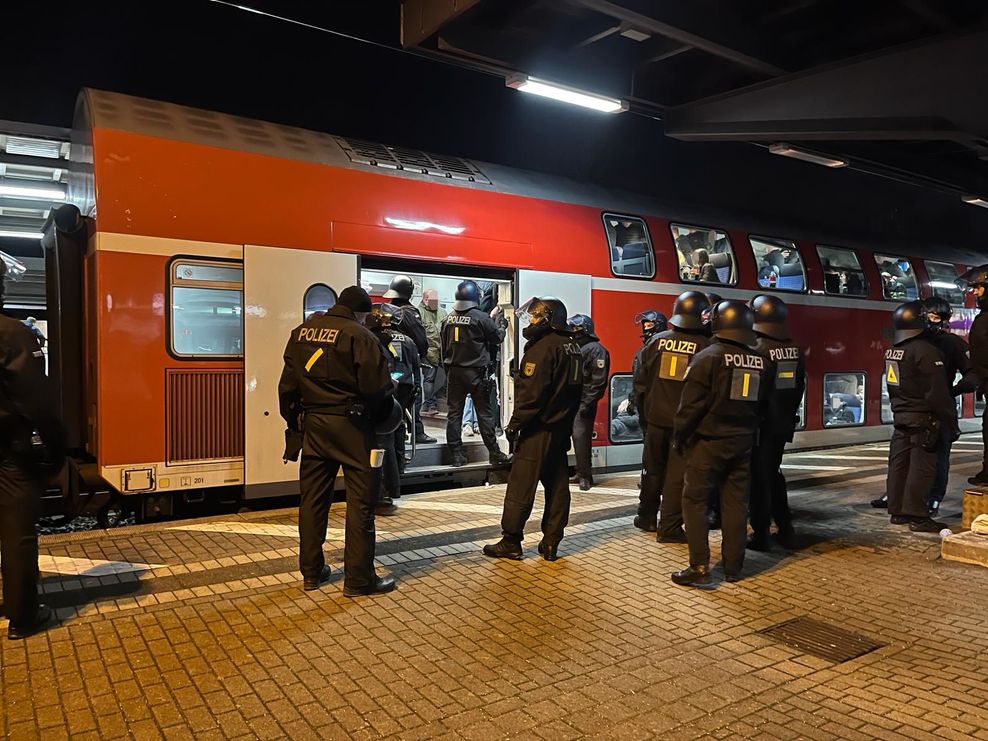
639, 424, 672, 522
749, 433, 792, 539
391, 384, 414, 472
929, 426, 953, 506
0, 457, 42, 629
658, 442, 688, 537
500, 428, 571, 545
682, 434, 753, 574
572, 407, 598, 480
886, 426, 937, 518
446, 366, 498, 450
299, 414, 380, 591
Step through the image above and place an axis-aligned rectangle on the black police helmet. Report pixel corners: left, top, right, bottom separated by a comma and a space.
568, 314, 595, 336
892, 301, 928, 344
956, 264, 988, 290
453, 280, 480, 311
634, 309, 667, 340
383, 274, 414, 301
712, 299, 756, 346
526, 296, 569, 331
670, 291, 709, 330
923, 295, 952, 325
375, 398, 404, 435
365, 302, 402, 330
749, 294, 790, 340
338, 285, 373, 313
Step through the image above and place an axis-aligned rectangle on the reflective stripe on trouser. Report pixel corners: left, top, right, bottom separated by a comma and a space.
500, 428, 572, 544
681, 435, 753, 573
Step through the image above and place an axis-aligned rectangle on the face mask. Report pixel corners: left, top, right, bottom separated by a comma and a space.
523, 321, 548, 341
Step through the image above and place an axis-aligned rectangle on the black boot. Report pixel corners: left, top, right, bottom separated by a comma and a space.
537, 541, 558, 562
483, 537, 523, 560
376, 497, 397, 516
579, 477, 593, 492
773, 525, 796, 549
657, 528, 688, 544
746, 534, 771, 552
909, 517, 946, 533
870, 494, 888, 508
968, 471, 988, 485
450, 445, 469, 467
489, 448, 511, 466
890, 515, 911, 524
343, 575, 397, 597
634, 515, 657, 532
7, 605, 53, 640
671, 564, 712, 587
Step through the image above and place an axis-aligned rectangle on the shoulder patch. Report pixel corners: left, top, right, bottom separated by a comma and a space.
523, 362, 536, 377
596, 358, 605, 369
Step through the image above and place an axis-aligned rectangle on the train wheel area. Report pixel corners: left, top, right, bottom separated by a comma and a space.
3, 438, 987, 738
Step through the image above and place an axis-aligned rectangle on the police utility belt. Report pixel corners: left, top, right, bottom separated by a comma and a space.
303, 400, 369, 426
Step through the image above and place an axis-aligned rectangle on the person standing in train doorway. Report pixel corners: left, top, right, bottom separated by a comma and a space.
384, 275, 437, 445
883, 301, 958, 532
957, 265, 988, 485
279, 285, 397, 596
0, 259, 67, 639
484, 297, 582, 561
441, 280, 511, 467
419, 288, 447, 415
671, 300, 771, 587
635, 292, 710, 540
567, 314, 610, 492
746, 295, 805, 552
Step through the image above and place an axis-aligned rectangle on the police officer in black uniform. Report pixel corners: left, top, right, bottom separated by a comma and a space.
632, 292, 710, 537
701, 293, 724, 529
671, 300, 772, 587
279, 285, 398, 596
441, 280, 510, 467
626, 310, 667, 492
923, 296, 978, 515
484, 297, 582, 561
0, 261, 66, 639
883, 301, 959, 532
568, 314, 610, 492
747, 295, 806, 551
957, 265, 988, 484
384, 275, 437, 444
365, 303, 421, 512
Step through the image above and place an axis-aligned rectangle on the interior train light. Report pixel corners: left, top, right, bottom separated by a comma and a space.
962, 195, 988, 208
505, 74, 628, 114
769, 143, 848, 168
0, 230, 44, 239
384, 217, 465, 235
0, 184, 67, 200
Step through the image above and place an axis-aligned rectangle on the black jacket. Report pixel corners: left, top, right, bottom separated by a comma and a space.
391, 299, 429, 359
634, 328, 711, 428
969, 308, 988, 392
0, 315, 66, 465
279, 305, 394, 429
928, 329, 978, 396
754, 333, 806, 441
673, 338, 772, 443
373, 328, 421, 389
576, 334, 610, 415
507, 331, 583, 437
884, 334, 958, 434
440, 307, 504, 369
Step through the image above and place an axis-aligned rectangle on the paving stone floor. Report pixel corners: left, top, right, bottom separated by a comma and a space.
2, 438, 988, 740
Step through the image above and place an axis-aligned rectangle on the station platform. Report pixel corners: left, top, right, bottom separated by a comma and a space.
3, 438, 988, 740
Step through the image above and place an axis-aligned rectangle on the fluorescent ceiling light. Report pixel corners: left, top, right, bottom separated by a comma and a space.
385, 217, 465, 235
505, 74, 628, 114
0, 184, 66, 200
962, 195, 988, 208
769, 143, 848, 168
0, 230, 43, 239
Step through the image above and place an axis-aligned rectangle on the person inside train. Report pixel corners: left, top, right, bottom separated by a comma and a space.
419, 288, 447, 415
881, 271, 907, 301
691, 249, 720, 283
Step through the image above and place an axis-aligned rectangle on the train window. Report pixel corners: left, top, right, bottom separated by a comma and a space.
170, 259, 243, 358
670, 224, 736, 286
750, 237, 805, 292
924, 261, 964, 306
602, 214, 655, 278
609, 375, 642, 443
823, 372, 865, 427
817, 246, 868, 297
874, 254, 918, 301
303, 283, 338, 320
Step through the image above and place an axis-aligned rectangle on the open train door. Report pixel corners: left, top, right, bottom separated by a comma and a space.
243, 245, 358, 499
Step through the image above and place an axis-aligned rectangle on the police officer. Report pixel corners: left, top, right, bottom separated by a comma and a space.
632, 292, 710, 537
365, 303, 421, 511
671, 300, 771, 587
0, 261, 66, 639
441, 280, 510, 467
484, 297, 582, 561
568, 314, 610, 491
384, 275, 437, 444
957, 265, 988, 484
747, 295, 805, 551
626, 310, 667, 492
279, 285, 397, 596
701, 293, 724, 528
883, 301, 959, 532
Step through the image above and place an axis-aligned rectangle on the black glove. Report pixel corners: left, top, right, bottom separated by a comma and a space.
283, 429, 303, 462
921, 416, 942, 453
671, 434, 688, 455
504, 426, 520, 444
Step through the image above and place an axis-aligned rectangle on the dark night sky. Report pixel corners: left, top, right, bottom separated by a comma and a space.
3, 0, 987, 255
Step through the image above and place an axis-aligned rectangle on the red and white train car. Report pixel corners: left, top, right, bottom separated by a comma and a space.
50, 89, 984, 510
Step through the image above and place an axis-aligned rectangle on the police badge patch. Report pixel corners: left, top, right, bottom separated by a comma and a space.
524, 362, 536, 377
596, 358, 605, 368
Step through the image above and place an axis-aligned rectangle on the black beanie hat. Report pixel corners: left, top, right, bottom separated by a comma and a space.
338, 285, 372, 313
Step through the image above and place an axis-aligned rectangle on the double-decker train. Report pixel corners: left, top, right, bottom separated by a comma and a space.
41, 88, 985, 516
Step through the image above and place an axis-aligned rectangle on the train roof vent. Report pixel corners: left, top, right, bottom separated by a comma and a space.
335, 137, 491, 185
